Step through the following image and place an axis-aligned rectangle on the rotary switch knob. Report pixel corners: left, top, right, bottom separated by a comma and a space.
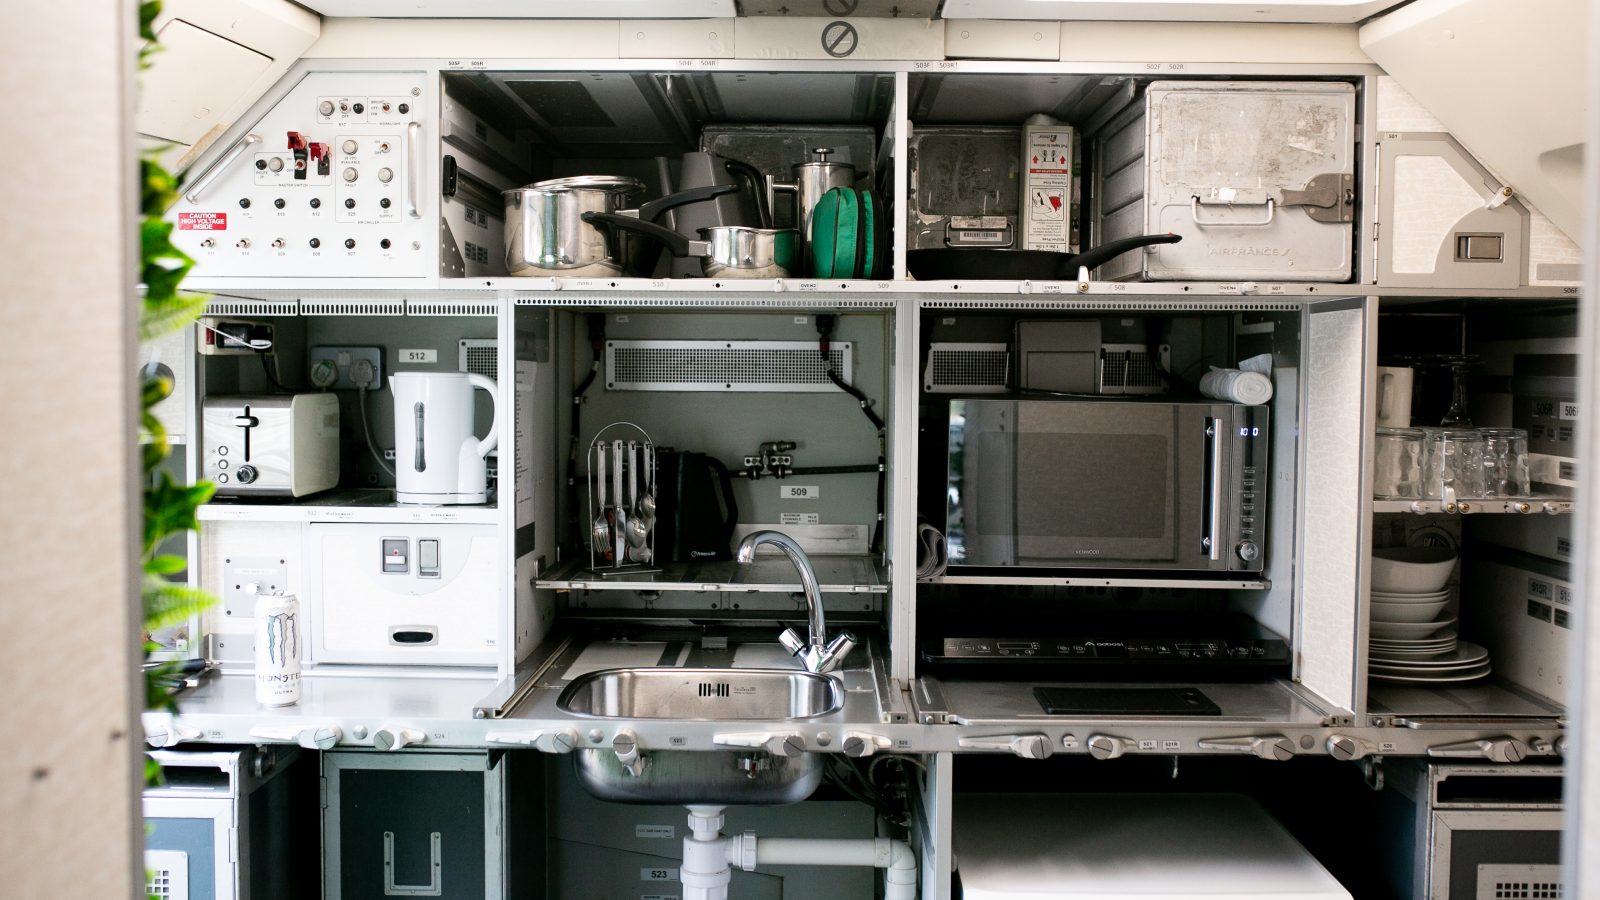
1236, 541, 1260, 562
1326, 734, 1374, 761
234, 464, 258, 484
1087, 734, 1133, 760
372, 726, 426, 752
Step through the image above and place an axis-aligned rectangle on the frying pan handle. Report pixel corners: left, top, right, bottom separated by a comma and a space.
723, 159, 772, 228
582, 211, 694, 258
634, 184, 738, 223
1063, 233, 1183, 276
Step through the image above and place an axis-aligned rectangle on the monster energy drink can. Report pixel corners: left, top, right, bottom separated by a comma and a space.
255, 593, 302, 707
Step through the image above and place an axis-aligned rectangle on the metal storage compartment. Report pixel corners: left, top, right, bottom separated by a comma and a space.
144, 747, 315, 900
1094, 80, 1357, 282
323, 751, 504, 900
1377, 761, 1565, 900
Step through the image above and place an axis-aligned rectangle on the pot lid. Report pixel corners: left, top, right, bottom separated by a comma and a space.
507, 175, 645, 195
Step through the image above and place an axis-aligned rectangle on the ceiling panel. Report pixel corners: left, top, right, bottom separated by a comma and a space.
941, 0, 1407, 22
298, 0, 735, 17
738, 0, 941, 15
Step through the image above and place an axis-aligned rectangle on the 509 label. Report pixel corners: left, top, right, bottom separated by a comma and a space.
780, 485, 820, 500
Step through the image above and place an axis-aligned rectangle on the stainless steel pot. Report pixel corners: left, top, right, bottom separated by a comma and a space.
583, 212, 798, 279
503, 176, 736, 277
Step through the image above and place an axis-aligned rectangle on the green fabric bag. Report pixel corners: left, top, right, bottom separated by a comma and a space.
810, 186, 888, 279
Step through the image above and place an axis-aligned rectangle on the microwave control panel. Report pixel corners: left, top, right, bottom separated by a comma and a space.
1231, 405, 1269, 569
167, 72, 432, 280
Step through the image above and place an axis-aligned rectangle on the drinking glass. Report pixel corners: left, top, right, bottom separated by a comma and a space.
1421, 427, 1485, 501
1480, 427, 1531, 498
1373, 426, 1424, 499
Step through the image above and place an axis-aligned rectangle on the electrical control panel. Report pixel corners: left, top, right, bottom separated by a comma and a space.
169, 72, 432, 280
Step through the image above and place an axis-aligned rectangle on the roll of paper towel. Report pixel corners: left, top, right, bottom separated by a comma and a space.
1200, 368, 1273, 405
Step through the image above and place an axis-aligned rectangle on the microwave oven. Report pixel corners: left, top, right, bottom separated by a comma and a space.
944, 397, 1267, 574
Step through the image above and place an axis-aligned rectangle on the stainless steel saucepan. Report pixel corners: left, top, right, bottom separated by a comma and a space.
503, 176, 736, 277
582, 212, 798, 279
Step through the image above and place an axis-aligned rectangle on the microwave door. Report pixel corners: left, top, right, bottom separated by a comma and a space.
1012, 402, 1174, 567
947, 400, 1019, 566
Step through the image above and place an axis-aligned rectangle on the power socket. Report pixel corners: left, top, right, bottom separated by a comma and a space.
198, 318, 275, 356
308, 345, 384, 390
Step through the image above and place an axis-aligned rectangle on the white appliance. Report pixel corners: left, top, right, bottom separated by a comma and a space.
390, 371, 500, 504
307, 523, 501, 666
954, 793, 1352, 899
203, 394, 340, 497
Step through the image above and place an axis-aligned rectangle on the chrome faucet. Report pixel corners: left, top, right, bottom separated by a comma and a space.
735, 530, 856, 674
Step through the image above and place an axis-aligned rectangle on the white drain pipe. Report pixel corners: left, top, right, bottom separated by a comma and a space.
679, 806, 918, 900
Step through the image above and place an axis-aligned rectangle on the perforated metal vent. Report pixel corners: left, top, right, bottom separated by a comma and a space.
1099, 343, 1170, 395
606, 340, 852, 393
300, 299, 404, 316
924, 343, 1008, 393
459, 339, 498, 377
1479, 865, 1564, 900
145, 850, 189, 900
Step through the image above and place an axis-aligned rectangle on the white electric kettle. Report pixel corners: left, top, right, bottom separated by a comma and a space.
389, 372, 500, 505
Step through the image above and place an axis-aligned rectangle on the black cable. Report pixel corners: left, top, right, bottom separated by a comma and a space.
567, 314, 605, 557
256, 352, 289, 392
816, 314, 887, 554
786, 464, 879, 476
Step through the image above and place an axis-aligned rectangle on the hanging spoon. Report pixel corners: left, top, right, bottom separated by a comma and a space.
625, 440, 649, 549
638, 442, 657, 529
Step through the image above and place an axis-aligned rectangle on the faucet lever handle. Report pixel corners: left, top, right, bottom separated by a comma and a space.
778, 627, 807, 657
825, 630, 856, 658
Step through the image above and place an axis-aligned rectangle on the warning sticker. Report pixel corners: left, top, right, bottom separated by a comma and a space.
1022, 126, 1073, 252
177, 212, 227, 231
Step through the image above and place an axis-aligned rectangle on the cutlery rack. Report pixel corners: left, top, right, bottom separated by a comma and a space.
587, 422, 659, 577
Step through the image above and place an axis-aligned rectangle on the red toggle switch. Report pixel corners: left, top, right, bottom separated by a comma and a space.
288, 132, 310, 180
309, 142, 330, 177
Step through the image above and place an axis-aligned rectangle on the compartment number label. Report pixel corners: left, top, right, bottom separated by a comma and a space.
400, 348, 437, 363
642, 868, 680, 882
780, 485, 820, 500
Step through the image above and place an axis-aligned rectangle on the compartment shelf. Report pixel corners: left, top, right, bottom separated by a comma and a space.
1373, 497, 1573, 515
1366, 678, 1566, 722
535, 555, 888, 594
198, 489, 500, 524
921, 573, 1269, 590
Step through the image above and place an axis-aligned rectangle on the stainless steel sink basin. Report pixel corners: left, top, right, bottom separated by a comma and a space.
571, 748, 823, 805
557, 667, 843, 720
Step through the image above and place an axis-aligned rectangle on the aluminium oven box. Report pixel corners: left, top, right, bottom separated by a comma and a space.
1377, 760, 1564, 900
144, 746, 315, 900
1093, 81, 1356, 282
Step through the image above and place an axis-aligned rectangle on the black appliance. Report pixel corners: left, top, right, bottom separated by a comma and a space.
654, 449, 739, 564
920, 614, 1290, 682
943, 397, 1268, 574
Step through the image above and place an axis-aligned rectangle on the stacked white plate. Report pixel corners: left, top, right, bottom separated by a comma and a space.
1369, 597, 1491, 685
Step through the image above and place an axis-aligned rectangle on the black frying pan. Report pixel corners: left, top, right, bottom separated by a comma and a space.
906, 233, 1182, 280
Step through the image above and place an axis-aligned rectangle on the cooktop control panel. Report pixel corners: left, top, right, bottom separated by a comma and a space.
935, 637, 1288, 663
168, 72, 431, 280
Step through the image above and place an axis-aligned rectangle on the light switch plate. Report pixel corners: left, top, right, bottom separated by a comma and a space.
221, 556, 289, 618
